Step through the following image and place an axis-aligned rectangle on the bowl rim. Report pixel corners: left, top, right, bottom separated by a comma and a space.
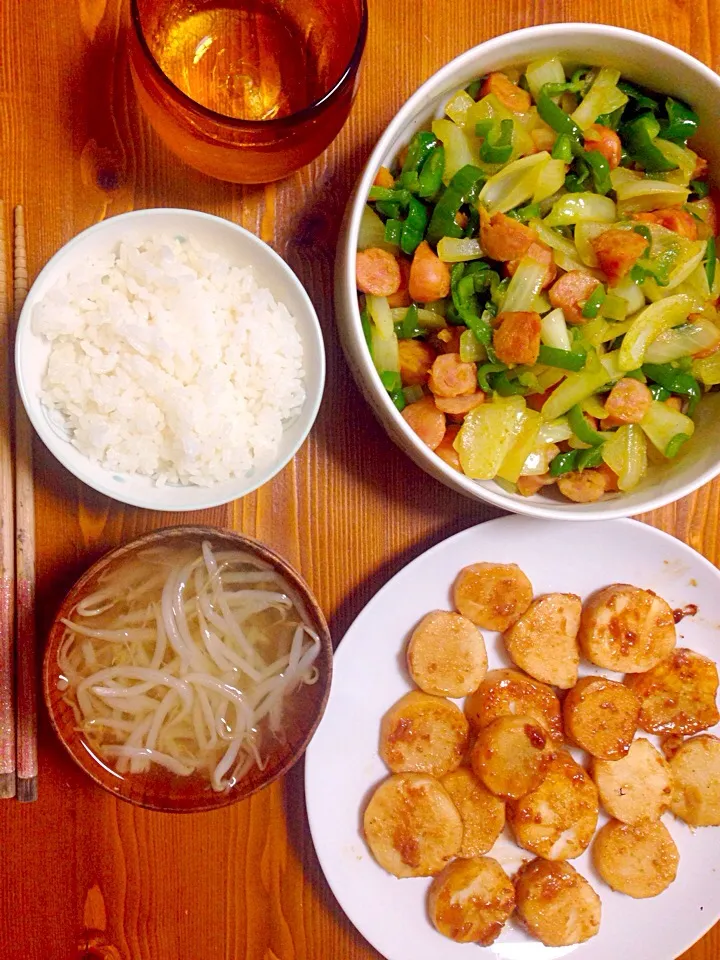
339, 22, 720, 520
43, 524, 334, 812
16, 207, 326, 511
129, 0, 369, 130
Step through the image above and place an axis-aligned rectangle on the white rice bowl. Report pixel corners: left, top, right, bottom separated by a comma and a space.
32, 233, 306, 487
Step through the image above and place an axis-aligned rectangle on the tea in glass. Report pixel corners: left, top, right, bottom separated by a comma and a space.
129, 0, 367, 183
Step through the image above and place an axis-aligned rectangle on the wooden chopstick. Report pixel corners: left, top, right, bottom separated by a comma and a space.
13, 205, 37, 802
0, 202, 16, 799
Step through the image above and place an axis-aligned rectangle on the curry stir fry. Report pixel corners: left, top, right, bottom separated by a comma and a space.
355, 59, 719, 503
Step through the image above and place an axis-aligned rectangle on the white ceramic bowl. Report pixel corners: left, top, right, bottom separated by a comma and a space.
336, 23, 720, 520
17, 208, 325, 511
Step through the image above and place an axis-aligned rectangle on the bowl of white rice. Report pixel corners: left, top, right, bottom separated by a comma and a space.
16, 209, 325, 511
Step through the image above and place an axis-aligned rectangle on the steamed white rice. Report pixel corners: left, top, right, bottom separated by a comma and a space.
32, 233, 306, 486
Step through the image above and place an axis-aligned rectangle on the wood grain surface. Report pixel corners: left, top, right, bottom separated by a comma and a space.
1, 0, 719, 957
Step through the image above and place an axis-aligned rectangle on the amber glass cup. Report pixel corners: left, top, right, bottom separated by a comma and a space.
128, 0, 368, 183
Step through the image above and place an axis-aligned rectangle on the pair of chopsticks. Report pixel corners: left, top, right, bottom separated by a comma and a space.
0, 202, 37, 802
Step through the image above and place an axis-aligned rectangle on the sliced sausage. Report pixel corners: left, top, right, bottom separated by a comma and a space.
506, 242, 558, 289
409, 241, 451, 303
435, 425, 462, 470
603, 378, 653, 425
398, 339, 436, 386
632, 208, 698, 241
583, 124, 622, 170
387, 255, 412, 308
428, 353, 477, 398
591, 230, 649, 286
434, 392, 486, 415
493, 310, 542, 365
548, 270, 602, 324
401, 395, 446, 450
517, 473, 557, 497
557, 469, 608, 503
480, 72, 532, 112
356, 247, 401, 296
480, 209, 537, 262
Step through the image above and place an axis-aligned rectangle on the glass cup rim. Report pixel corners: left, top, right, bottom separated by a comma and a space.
130, 0, 369, 129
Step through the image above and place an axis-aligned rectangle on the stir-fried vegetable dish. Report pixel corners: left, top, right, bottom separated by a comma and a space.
355, 59, 719, 503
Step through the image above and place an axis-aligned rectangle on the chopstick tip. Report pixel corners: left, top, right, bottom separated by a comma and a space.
0, 772, 16, 799
16, 776, 37, 803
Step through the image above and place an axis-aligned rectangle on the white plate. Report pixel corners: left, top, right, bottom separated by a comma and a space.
305, 516, 720, 960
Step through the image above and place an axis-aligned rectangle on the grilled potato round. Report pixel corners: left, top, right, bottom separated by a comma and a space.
428, 856, 515, 945
503, 593, 582, 689
668, 735, 720, 826
407, 610, 488, 697
380, 691, 469, 778
592, 738, 672, 824
508, 751, 599, 860
625, 648, 720, 736
563, 676, 640, 759
514, 859, 601, 947
465, 668, 564, 743
578, 584, 676, 673
471, 715, 552, 799
441, 767, 506, 858
453, 562, 533, 632
363, 773, 463, 878
592, 819, 679, 898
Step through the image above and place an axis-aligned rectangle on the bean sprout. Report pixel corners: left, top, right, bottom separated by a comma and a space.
58, 540, 320, 791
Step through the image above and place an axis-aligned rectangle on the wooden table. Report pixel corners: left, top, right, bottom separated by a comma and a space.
1, 0, 718, 957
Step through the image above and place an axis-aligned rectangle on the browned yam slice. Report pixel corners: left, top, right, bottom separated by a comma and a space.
503, 593, 581, 689
363, 773, 463, 877
379, 690, 469, 778
428, 856, 515, 945
465, 668, 564, 742
563, 675, 640, 759
514, 859, 601, 946
508, 751, 599, 861
625, 648, 719, 736
592, 819, 678, 898
578, 584, 676, 673
453, 562, 533, 632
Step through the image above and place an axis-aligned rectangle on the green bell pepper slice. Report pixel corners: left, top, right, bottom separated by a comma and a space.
549, 450, 580, 476
399, 132, 438, 191
400, 197, 429, 255
643, 363, 702, 415
621, 113, 678, 172
537, 345, 587, 371
568, 404, 605, 445
480, 118, 514, 164
581, 283, 607, 319
417, 146, 446, 199
660, 98, 699, 144
426, 164, 486, 246
665, 432, 691, 458
538, 86, 583, 139
706, 236, 717, 292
